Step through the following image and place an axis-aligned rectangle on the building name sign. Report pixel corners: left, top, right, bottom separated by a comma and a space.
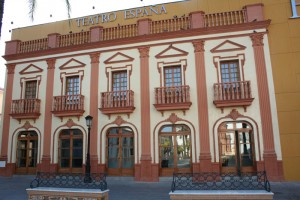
290, 0, 300, 18
75, 4, 167, 27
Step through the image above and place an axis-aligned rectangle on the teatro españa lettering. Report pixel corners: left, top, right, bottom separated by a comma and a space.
75, 4, 167, 27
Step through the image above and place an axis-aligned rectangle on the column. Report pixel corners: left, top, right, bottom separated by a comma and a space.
89, 53, 101, 173
250, 33, 283, 180
41, 58, 56, 172
0, 64, 16, 176
138, 46, 156, 181
192, 40, 212, 172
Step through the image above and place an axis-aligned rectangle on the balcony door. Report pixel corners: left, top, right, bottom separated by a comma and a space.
106, 127, 134, 176
65, 76, 80, 108
16, 131, 38, 174
220, 60, 241, 99
159, 124, 192, 176
218, 121, 256, 174
24, 80, 37, 112
112, 71, 127, 106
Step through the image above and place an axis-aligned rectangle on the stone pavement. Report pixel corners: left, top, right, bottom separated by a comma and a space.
0, 175, 299, 200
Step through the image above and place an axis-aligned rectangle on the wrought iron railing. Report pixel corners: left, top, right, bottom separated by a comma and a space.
30, 172, 108, 191
171, 171, 271, 192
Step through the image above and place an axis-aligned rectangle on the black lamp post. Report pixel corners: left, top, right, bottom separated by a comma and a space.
84, 115, 93, 183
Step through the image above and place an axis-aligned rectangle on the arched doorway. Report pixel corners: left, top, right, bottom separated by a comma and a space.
159, 124, 192, 176
16, 131, 38, 174
58, 129, 83, 173
106, 127, 134, 176
218, 121, 256, 174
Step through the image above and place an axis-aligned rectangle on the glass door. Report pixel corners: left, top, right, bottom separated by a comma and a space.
219, 122, 255, 174
107, 127, 134, 176
16, 131, 38, 174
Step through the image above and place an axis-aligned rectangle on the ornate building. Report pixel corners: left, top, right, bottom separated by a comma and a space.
2, 0, 298, 181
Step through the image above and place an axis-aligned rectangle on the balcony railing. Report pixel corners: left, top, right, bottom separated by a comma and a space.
10, 99, 41, 120
100, 90, 135, 116
11, 7, 256, 54
52, 95, 85, 118
213, 81, 254, 111
154, 85, 192, 113
58, 31, 90, 47
150, 16, 190, 34
204, 9, 246, 27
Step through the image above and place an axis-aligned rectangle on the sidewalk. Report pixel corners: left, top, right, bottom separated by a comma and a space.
0, 175, 299, 200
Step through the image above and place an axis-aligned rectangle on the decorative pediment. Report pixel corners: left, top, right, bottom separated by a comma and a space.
104, 52, 134, 64
19, 64, 43, 75
155, 44, 188, 59
210, 40, 246, 53
59, 58, 86, 70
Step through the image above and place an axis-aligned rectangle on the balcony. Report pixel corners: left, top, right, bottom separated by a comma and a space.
213, 81, 254, 112
99, 90, 135, 118
52, 95, 85, 119
10, 99, 41, 121
154, 85, 192, 115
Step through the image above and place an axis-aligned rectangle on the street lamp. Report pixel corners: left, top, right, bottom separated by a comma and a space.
84, 115, 93, 183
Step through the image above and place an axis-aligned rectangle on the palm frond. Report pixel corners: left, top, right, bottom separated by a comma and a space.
28, 0, 36, 21
65, 0, 71, 19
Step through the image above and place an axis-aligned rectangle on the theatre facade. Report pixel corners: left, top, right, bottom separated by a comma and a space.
2, 0, 298, 181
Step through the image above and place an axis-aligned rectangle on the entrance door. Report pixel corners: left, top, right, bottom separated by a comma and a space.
219, 121, 256, 174
106, 127, 134, 176
159, 124, 192, 176
16, 131, 38, 174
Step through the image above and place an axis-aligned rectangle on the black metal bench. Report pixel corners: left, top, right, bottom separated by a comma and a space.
27, 172, 109, 200
170, 171, 273, 200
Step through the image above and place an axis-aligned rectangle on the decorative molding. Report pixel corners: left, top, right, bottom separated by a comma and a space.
6, 64, 16, 74
104, 52, 134, 64
138, 46, 150, 58
155, 44, 188, 59
166, 113, 183, 124
46, 58, 56, 69
226, 109, 245, 120
192, 40, 205, 52
59, 58, 86, 70
19, 64, 43, 75
210, 40, 246, 53
250, 33, 264, 46
112, 116, 128, 126
22, 121, 34, 130
64, 119, 79, 128
89, 52, 101, 64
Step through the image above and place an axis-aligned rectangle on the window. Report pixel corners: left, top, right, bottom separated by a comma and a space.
59, 129, 83, 173
164, 66, 182, 87
112, 71, 127, 91
220, 60, 240, 83
25, 81, 37, 99
66, 76, 80, 96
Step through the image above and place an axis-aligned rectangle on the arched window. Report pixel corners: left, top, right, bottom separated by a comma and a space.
159, 124, 191, 176
59, 129, 83, 173
218, 121, 256, 174
16, 131, 38, 174
106, 127, 134, 176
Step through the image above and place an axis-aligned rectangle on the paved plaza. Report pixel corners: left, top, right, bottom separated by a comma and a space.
0, 175, 299, 200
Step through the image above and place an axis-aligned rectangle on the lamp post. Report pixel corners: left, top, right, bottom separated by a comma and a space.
84, 115, 93, 183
